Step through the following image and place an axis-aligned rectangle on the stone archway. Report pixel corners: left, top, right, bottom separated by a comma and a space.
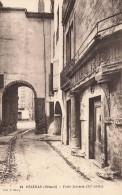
1, 80, 46, 135
54, 101, 62, 135
3, 80, 37, 97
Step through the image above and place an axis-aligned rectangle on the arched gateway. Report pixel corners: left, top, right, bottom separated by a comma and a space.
0, 7, 53, 134
1, 80, 46, 134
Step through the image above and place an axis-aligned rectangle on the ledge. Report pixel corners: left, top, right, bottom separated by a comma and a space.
104, 117, 122, 125
60, 30, 122, 92
25, 12, 54, 19
0, 7, 54, 19
0, 7, 26, 12
62, 0, 76, 25
68, 30, 122, 78
60, 81, 70, 92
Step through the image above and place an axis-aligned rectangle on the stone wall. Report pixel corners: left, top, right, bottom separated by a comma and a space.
0, 9, 52, 98
0, 8, 53, 134
63, 0, 122, 65
62, 0, 122, 176
35, 98, 46, 134
107, 73, 122, 174
80, 84, 105, 159
74, 0, 122, 51
1, 85, 18, 135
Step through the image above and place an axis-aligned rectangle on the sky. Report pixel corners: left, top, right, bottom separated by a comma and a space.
1, 0, 51, 12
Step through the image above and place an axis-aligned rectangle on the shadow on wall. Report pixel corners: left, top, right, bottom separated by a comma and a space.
48, 120, 55, 135
47, 101, 62, 135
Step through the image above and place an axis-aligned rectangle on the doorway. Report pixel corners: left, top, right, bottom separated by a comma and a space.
54, 101, 62, 135
17, 86, 35, 130
67, 100, 71, 145
2, 81, 36, 134
89, 96, 103, 166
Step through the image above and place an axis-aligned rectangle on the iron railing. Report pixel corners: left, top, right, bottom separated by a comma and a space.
60, 59, 75, 89
60, 12, 122, 89
73, 12, 122, 65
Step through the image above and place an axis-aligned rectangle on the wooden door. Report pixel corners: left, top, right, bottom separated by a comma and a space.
94, 101, 102, 165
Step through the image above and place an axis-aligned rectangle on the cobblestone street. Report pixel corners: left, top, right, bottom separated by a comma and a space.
4, 131, 86, 186
0, 0, 122, 194
0, 129, 121, 195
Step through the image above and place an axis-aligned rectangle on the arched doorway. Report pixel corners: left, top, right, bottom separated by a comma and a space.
1, 80, 37, 134
54, 101, 62, 135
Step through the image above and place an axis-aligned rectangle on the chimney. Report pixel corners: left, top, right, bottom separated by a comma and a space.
38, 0, 44, 13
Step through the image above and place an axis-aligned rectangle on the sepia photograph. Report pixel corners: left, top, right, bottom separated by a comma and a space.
0, 0, 122, 195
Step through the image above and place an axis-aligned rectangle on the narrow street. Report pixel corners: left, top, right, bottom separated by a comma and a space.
0, 128, 122, 195
4, 130, 87, 187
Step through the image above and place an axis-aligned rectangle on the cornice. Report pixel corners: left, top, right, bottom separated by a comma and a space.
0, 7, 26, 12
25, 12, 54, 19
68, 30, 122, 78
0, 7, 54, 20
62, 0, 75, 25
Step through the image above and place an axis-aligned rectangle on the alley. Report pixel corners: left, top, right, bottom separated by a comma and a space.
0, 128, 122, 195
4, 130, 87, 187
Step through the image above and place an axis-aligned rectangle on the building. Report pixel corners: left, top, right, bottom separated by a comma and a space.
18, 87, 35, 120
60, 0, 122, 176
0, 0, 53, 134
0, 0, 122, 177
48, 0, 63, 135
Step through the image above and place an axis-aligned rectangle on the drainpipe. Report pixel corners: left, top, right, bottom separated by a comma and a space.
42, 19, 47, 131
42, 20, 46, 99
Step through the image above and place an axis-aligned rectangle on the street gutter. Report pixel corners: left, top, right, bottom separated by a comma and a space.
1, 129, 33, 184
46, 141, 90, 181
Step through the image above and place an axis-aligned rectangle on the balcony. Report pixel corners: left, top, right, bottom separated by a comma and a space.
60, 59, 75, 91
62, 0, 76, 24
60, 12, 122, 91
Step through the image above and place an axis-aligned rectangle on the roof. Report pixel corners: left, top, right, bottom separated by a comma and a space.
0, 7, 54, 19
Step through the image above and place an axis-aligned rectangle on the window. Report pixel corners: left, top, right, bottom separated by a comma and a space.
53, 33, 55, 57
50, 0, 54, 13
49, 63, 54, 96
49, 102, 54, 118
66, 22, 74, 63
66, 30, 71, 63
56, 6, 59, 43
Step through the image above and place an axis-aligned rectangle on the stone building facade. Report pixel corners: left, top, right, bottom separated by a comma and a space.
47, 0, 64, 135
0, 3, 53, 134
0, 0, 122, 177
60, 0, 122, 176
18, 87, 35, 120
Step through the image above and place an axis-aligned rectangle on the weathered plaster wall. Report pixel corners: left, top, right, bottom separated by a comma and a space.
80, 84, 105, 159
1, 85, 18, 134
62, 91, 71, 145
0, 9, 52, 134
63, 0, 122, 65
74, 0, 122, 51
0, 9, 51, 98
49, 0, 64, 135
107, 73, 122, 174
